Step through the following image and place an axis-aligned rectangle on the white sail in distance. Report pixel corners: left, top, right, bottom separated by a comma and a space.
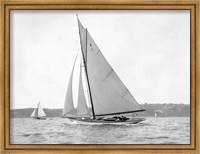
30, 102, 46, 118
62, 54, 78, 117
37, 103, 46, 117
78, 18, 144, 116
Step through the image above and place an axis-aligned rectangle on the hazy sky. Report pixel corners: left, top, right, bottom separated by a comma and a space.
10, 10, 190, 109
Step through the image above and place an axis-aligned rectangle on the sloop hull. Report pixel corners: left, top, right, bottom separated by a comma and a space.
66, 117, 145, 125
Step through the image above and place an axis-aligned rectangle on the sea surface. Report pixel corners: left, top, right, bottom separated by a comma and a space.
10, 117, 190, 144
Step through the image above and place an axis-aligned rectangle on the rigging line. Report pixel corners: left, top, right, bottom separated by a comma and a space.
82, 64, 91, 108
77, 17, 96, 119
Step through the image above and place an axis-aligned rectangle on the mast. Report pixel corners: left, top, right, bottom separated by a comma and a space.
77, 17, 96, 119
85, 28, 96, 119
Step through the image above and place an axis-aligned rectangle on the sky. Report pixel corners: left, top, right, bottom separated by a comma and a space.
10, 10, 190, 109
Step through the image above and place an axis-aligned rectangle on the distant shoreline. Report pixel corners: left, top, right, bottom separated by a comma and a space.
10, 103, 190, 118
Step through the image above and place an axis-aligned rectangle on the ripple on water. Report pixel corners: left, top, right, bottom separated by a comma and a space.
10, 117, 190, 144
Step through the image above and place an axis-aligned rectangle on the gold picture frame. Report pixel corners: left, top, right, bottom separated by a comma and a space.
0, 0, 199, 153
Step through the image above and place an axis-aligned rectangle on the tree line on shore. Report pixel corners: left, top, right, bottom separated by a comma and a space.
10, 103, 190, 118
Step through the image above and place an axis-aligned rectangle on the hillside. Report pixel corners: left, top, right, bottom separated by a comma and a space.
138, 103, 190, 117
10, 108, 63, 118
10, 103, 190, 118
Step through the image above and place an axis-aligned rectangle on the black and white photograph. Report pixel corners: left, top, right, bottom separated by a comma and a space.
10, 10, 190, 144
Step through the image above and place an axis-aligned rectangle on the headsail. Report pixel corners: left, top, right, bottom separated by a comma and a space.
30, 108, 36, 117
78, 18, 144, 116
76, 57, 90, 117
62, 54, 78, 117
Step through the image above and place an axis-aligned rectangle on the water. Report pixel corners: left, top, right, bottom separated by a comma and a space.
10, 117, 190, 144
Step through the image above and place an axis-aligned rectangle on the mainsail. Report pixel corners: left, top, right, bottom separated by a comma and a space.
78, 18, 144, 116
62, 54, 78, 117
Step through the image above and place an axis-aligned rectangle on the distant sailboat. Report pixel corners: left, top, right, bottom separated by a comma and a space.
62, 16, 145, 124
30, 102, 47, 120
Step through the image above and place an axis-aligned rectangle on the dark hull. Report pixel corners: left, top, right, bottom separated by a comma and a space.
33, 117, 47, 120
67, 117, 145, 125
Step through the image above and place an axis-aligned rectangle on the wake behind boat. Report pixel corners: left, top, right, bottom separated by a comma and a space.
62, 16, 145, 124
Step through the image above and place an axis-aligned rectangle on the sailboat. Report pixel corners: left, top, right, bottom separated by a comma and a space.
30, 102, 47, 120
62, 16, 145, 124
